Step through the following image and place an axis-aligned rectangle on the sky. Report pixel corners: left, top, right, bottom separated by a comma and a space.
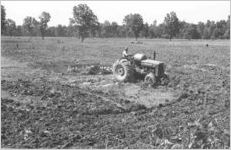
1, 1, 230, 26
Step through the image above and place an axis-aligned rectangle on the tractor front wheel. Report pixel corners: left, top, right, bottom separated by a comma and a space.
144, 73, 156, 86
160, 74, 170, 85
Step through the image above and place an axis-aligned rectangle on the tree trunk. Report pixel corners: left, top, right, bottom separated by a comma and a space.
41, 32, 45, 40
40, 29, 45, 40
80, 35, 84, 42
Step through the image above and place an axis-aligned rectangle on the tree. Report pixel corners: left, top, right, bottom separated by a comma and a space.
46, 26, 56, 37
178, 21, 188, 38
183, 24, 200, 40
111, 22, 119, 37
71, 4, 98, 42
149, 25, 157, 38
90, 22, 100, 38
101, 20, 111, 37
141, 23, 149, 38
223, 29, 230, 39
117, 25, 127, 38
123, 13, 143, 40
1, 5, 6, 34
39, 11, 51, 40
202, 28, 210, 39
211, 28, 219, 39
226, 15, 230, 30
149, 20, 163, 38
164, 11, 180, 40
23, 16, 38, 36
223, 15, 230, 39
55, 25, 67, 37
15, 25, 23, 36
5, 19, 16, 36
204, 20, 216, 39
67, 24, 79, 37
197, 22, 205, 38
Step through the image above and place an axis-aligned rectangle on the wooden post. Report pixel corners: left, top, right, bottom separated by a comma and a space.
153, 51, 156, 60
100, 49, 103, 65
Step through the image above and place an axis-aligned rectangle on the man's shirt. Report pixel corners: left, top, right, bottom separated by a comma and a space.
122, 51, 128, 57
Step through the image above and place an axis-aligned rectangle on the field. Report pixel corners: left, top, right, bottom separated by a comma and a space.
1, 36, 230, 148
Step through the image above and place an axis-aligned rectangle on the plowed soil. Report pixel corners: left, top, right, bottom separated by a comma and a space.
1, 37, 230, 149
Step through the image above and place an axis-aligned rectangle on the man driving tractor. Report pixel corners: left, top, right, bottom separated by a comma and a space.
122, 47, 128, 58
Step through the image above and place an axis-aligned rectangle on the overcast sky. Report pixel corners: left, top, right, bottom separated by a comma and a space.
1, 1, 230, 26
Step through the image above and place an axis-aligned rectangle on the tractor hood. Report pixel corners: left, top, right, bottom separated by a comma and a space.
133, 53, 147, 61
141, 59, 164, 68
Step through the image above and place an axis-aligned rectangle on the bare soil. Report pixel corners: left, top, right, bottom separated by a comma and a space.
1, 37, 230, 149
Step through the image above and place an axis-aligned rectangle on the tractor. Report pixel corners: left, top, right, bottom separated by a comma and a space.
112, 52, 169, 86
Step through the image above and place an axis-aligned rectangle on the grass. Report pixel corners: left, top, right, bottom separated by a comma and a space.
2, 36, 229, 66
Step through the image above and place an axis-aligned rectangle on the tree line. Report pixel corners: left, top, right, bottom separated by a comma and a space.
1, 4, 230, 41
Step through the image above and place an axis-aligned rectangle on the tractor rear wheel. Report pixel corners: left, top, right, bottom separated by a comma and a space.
144, 73, 156, 86
112, 59, 135, 82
